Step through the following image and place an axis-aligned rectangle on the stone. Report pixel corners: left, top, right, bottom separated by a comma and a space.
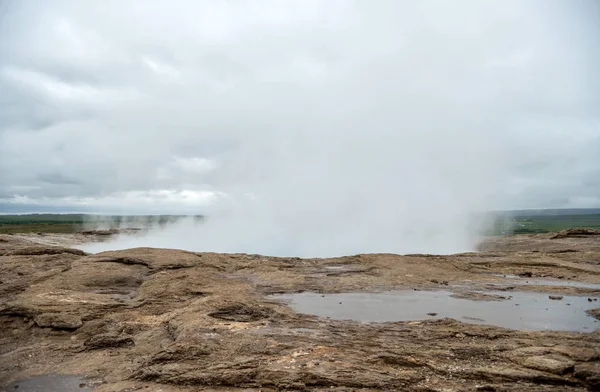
34, 313, 83, 330
521, 356, 575, 375
574, 362, 600, 388
84, 333, 134, 349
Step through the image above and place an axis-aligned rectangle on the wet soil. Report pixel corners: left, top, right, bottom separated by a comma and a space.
0, 232, 599, 391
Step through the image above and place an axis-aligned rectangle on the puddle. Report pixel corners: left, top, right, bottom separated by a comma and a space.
271, 290, 599, 332
5, 375, 91, 391
321, 264, 366, 273
324, 265, 350, 271
490, 274, 600, 289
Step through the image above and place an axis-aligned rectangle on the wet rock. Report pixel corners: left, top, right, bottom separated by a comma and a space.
549, 295, 563, 300
587, 308, 600, 320
521, 355, 575, 375
491, 285, 516, 291
84, 333, 134, 349
79, 229, 119, 236
463, 316, 485, 322
451, 292, 509, 301
34, 313, 83, 330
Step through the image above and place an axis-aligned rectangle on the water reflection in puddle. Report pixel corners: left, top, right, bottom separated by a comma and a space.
6, 374, 91, 392
271, 291, 599, 332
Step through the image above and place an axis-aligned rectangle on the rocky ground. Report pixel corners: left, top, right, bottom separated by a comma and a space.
1, 230, 599, 391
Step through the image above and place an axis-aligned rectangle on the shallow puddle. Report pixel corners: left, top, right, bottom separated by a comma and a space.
5, 374, 91, 391
323, 265, 350, 270
271, 290, 599, 332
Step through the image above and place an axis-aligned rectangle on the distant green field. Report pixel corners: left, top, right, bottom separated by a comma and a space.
2, 212, 600, 236
0, 214, 203, 234
490, 213, 600, 235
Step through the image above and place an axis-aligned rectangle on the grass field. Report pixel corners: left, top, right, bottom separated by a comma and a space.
0, 214, 203, 234
490, 211, 600, 235
2, 212, 600, 235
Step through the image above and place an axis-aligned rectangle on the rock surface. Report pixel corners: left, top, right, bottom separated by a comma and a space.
34, 313, 83, 330
0, 232, 599, 391
551, 228, 600, 239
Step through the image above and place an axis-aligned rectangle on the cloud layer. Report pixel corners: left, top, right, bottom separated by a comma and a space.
1, 1, 599, 255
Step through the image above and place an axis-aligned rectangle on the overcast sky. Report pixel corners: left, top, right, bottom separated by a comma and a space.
1, 1, 600, 254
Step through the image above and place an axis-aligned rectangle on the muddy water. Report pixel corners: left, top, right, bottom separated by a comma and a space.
4, 375, 91, 392
271, 290, 599, 332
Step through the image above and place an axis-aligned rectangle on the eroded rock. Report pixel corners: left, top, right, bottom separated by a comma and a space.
208, 303, 274, 322
574, 362, 600, 388
551, 228, 600, 239
84, 333, 134, 349
521, 355, 575, 375
34, 313, 83, 330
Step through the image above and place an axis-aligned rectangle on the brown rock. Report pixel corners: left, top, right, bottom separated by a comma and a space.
34, 313, 83, 330
2, 232, 600, 391
84, 333, 134, 349
551, 228, 600, 239
521, 355, 575, 375
587, 308, 600, 320
574, 362, 600, 388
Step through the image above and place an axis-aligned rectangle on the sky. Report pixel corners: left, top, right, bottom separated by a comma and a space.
1, 1, 599, 255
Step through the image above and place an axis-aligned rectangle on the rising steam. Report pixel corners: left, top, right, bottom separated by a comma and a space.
17, 1, 595, 257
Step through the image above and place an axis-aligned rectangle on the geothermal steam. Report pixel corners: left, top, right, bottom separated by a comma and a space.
11, 1, 596, 257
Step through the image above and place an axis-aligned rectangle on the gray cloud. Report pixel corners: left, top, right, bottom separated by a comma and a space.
1, 0, 599, 255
